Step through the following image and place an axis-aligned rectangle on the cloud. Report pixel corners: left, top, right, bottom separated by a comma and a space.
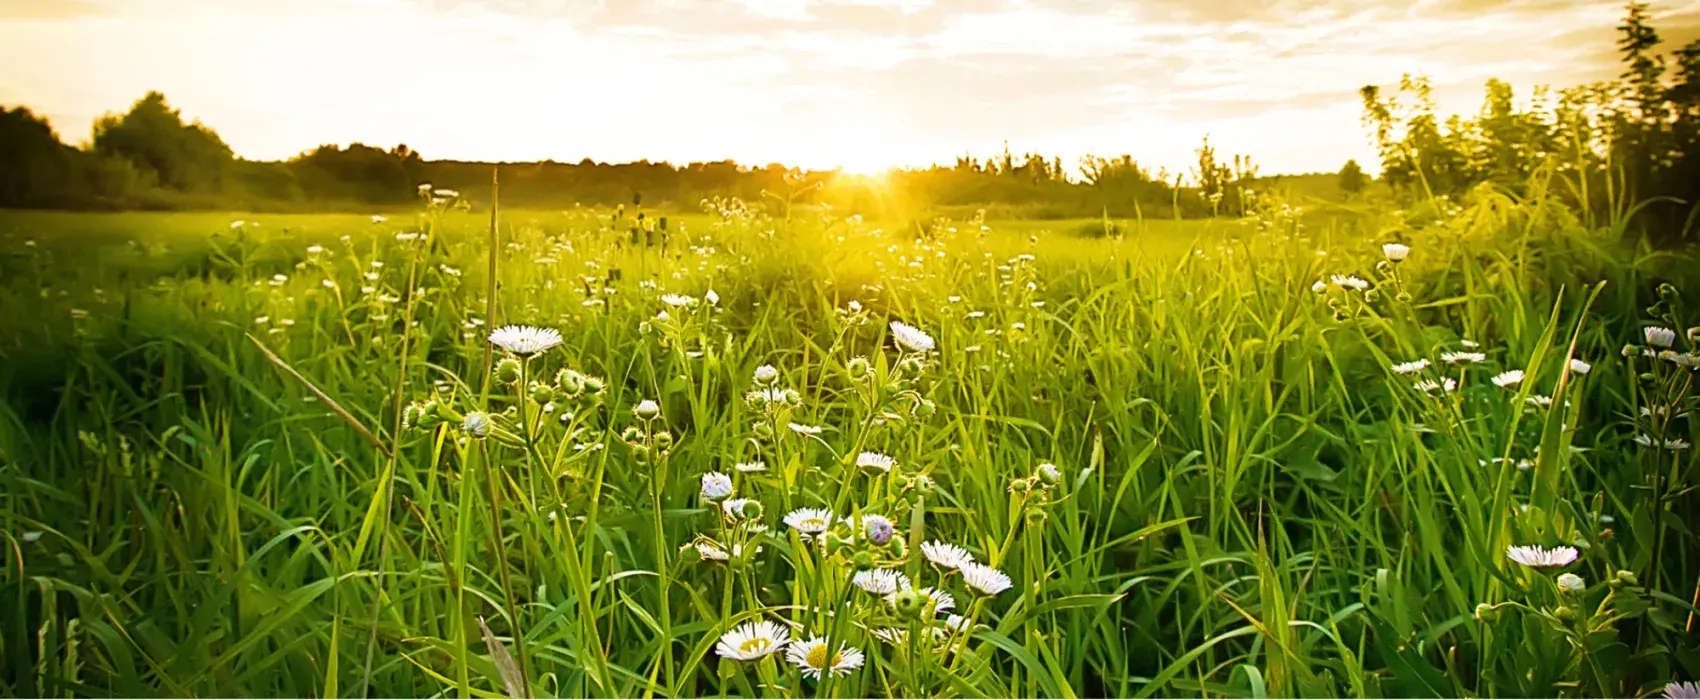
2, 0, 1693, 174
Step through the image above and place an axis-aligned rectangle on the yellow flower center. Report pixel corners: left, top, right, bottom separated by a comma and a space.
805, 644, 839, 669
739, 637, 771, 654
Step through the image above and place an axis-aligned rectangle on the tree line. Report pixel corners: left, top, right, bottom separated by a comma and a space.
1360, 1, 1700, 241
0, 92, 1286, 219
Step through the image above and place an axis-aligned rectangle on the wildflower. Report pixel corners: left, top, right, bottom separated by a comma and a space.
1036, 462, 1062, 484
701, 472, 734, 501
1506, 544, 1578, 568
1329, 274, 1369, 291
1310, 280, 1327, 294
1414, 378, 1457, 394
889, 321, 935, 352
1525, 395, 1553, 408
851, 569, 911, 595
1666, 682, 1700, 699
1491, 370, 1524, 388
753, 364, 779, 385
230, 220, 246, 230
706, 289, 720, 306
488, 325, 563, 355
787, 637, 864, 680
255, 316, 270, 325
1382, 242, 1410, 261
1635, 435, 1691, 450
1569, 358, 1592, 375
1441, 351, 1486, 364
371, 215, 386, 224
787, 422, 823, 436
1646, 326, 1677, 348
734, 461, 766, 473
886, 587, 956, 614
716, 620, 790, 661
634, 399, 661, 421
696, 541, 730, 561
855, 452, 896, 475
721, 498, 760, 520
462, 412, 492, 438
784, 507, 834, 536
920, 541, 975, 570
306, 245, 324, 255
1556, 573, 1585, 595
434, 188, 460, 198
1392, 359, 1430, 375
860, 514, 895, 545
960, 562, 1013, 596
660, 293, 696, 307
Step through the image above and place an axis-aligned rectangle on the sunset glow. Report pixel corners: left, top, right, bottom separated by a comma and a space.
0, 0, 1691, 173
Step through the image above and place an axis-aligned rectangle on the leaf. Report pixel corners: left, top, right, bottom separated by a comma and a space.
477, 616, 528, 699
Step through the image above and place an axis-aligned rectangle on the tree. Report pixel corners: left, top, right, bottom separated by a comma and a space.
1338, 160, 1367, 196
0, 106, 79, 206
91, 92, 234, 193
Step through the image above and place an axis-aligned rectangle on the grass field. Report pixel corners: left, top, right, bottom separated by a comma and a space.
1, 190, 1698, 698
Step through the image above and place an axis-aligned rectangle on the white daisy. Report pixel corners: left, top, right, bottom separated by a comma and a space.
1382, 242, 1410, 261
488, 325, 563, 355
660, 293, 696, 307
889, 321, 936, 352
1329, 274, 1369, 291
715, 620, 790, 661
855, 452, 897, 474
1569, 358, 1592, 375
1491, 370, 1524, 388
787, 422, 823, 436
1391, 359, 1430, 375
1646, 326, 1677, 348
786, 637, 864, 680
960, 562, 1013, 596
1505, 544, 1578, 568
1310, 280, 1327, 294
1441, 351, 1486, 364
920, 541, 975, 570
851, 569, 911, 595
784, 507, 834, 535
721, 498, 759, 519
1414, 378, 1457, 394
1666, 681, 1700, 699
885, 587, 956, 614
696, 542, 730, 561
734, 461, 767, 473
701, 472, 734, 501
371, 215, 387, 224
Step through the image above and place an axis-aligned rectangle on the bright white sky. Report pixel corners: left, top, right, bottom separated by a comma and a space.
3, 0, 1697, 175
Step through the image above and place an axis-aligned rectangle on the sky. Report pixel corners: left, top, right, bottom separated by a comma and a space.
3, 0, 1699, 176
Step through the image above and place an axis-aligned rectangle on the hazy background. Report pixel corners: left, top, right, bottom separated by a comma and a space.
5, 0, 1697, 175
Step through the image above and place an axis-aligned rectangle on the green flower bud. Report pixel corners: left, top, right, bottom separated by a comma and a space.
1009, 477, 1032, 494
556, 368, 586, 396
1035, 462, 1061, 485
892, 588, 923, 619
495, 357, 522, 384
1025, 508, 1048, 527
1474, 603, 1498, 622
851, 551, 876, 570
846, 356, 871, 377
653, 431, 674, 450
1611, 570, 1638, 588
887, 537, 907, 559
530, 382, 555, 405
582, 375, 606, 394
621, 426, 645, 444
1554, 605, 1578, 623
913, 399, 937, 418
752, 422, 774, 440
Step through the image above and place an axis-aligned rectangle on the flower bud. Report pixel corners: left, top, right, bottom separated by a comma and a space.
851, 551, 876, 570
1009, 477, 1032, 494
846, 356, 871, 377
582, 375, 606, 394
530, 382, 555, 405
1036, 462, 1061, 485
888, 537, 907, 559
753, 364, 779, 385
1025, 508, 1048, 527
1556, 573, 1585, 595
462, 411, 492, 438
556, 368, 586, 395
913, 399, 937, 418
892, 588, 923, 619
1474, 603, 1498, 622
653, 431, 674, 450
1554, 605, 1578, 623
634, 399, 661, 421
495, 358, 522, 384
1611, 570, 1638, 588
621, 426, 644, 444
752, 422, 774, 440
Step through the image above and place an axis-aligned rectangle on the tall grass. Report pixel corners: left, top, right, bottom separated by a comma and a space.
0, 182, 1696, 698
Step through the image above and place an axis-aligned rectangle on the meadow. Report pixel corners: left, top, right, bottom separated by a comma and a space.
1, 185, 1698, 699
